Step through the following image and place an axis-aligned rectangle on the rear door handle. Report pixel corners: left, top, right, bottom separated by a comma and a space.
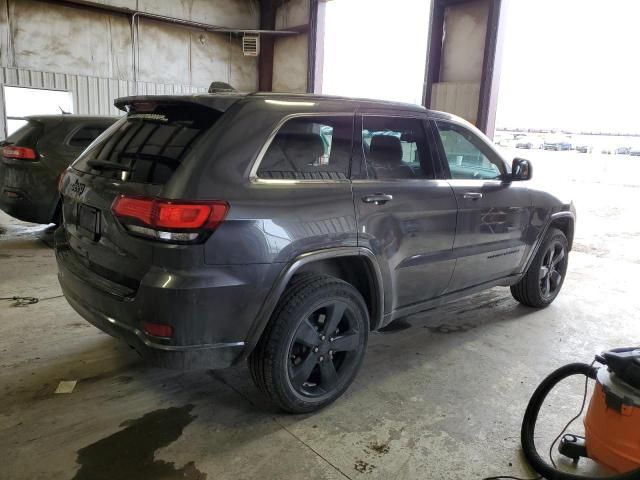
362, 194, 393, 205
462, 192, 483, 200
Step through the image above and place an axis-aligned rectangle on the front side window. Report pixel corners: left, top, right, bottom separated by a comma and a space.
362, 116, 434, 180
435, 121, 505, 180
257, 116, 353, 180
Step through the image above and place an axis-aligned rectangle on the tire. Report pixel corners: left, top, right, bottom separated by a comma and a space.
511, 228, 569, 308
249, 274, 369, 413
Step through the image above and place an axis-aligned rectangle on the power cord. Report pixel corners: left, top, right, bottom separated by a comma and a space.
482, 476, 541, 480
0, 294, 63, 307
481, 360, 595, 480
547, 360, 595, 469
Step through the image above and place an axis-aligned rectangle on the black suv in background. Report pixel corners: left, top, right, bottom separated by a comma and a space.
0, 115, 116, 224
56, 93, 575, 413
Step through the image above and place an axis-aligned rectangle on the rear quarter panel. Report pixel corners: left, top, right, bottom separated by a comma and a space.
164, 100, 359, 266
0, 118, 64, 222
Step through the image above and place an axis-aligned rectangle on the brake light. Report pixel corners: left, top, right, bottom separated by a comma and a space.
111, 195, 229, 243
143, 321, 173, 338
2, 146, 37, 160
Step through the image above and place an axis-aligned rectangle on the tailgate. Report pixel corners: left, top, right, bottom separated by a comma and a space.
59, 100, 223, 290
61, 169, 159, 288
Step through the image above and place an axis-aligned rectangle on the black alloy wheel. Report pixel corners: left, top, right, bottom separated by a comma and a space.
287, 300, 361, 398
249, 274, 369, 413
510, 228, 569, 308
539, 241, 566, 300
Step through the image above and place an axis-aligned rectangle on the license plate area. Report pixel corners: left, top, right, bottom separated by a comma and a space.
77, 204, 100, 241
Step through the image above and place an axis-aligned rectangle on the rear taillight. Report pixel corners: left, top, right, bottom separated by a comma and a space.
143, 321, 173, 338
58, 169, 69, 193
2, 146, 37, 160
111, 195, 229, 243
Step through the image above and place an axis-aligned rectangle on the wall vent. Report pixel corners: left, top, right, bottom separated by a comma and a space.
242, 35, 260, 56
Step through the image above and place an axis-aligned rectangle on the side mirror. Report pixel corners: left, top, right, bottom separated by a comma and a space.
511, 157, 532, 181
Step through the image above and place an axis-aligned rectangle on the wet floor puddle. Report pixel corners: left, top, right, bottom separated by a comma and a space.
73, 404, 206, 480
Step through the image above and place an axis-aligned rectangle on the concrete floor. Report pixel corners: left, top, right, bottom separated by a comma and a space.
2, 153, 639, 479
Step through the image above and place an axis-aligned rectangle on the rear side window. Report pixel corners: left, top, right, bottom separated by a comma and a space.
68, 125, 110, 149
362, 116, 434, 179
74, 104, 221, 184
257, 116, 353, 180
4, 120, 43, 148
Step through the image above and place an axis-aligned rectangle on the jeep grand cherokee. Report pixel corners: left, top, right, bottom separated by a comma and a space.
56, 93, 575, 413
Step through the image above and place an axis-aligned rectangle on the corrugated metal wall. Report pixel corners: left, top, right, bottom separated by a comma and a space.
0, 67, 207, 139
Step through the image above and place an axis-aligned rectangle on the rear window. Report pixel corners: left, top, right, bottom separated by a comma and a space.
3, 120, 43, 148
73, 104, 221, 184
68, 125, 110, 149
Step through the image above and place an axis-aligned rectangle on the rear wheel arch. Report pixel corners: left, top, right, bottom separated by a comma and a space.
242, 248, 384, 361
294, 253, 383, 330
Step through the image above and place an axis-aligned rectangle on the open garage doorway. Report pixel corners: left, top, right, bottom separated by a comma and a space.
495, 0, 640, 264
3, 86, 74, 137
320, 0, 431, 104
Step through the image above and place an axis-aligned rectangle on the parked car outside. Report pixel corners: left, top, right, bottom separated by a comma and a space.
0, 115, 117, 224
55, 93, 575, 413
494, 133, 517, 147
575, 144, 593, 153
543, 135, 572, 151
615, 146, 631, 155
629, 146, 640, 156
515, 136, 543, 149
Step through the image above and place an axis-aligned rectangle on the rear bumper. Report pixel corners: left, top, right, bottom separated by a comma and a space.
55, 228, 277, 370
0, 187, 57, 224
0, 159, 59, 224
61, 286, 244, 369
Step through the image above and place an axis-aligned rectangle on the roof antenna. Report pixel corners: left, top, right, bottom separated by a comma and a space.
58, 106, 71, 115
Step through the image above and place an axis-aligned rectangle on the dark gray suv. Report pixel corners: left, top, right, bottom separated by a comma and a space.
1, 115, 116, 224
55, 93, 575, 413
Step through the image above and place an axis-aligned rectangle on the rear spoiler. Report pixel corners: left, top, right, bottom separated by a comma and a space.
114, 94, 244, 113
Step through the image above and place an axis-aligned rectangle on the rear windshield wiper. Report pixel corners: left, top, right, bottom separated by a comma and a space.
86, 159, 133, 171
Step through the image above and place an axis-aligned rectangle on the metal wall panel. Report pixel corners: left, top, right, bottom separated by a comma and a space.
0, 66, 207, 139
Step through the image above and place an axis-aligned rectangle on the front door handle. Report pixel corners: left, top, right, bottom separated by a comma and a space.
462, 192, 483, 200
362, 194, 393, 205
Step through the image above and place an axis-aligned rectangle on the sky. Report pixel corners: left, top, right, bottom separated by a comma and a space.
322, 0, 640, 134
322, 0, 430, 105
496, 0, 640, 133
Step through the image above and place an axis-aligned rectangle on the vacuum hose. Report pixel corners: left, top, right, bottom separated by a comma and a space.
521, 362, 640, 480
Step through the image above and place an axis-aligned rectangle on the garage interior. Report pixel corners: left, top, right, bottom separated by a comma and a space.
1, 1, 639, 479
